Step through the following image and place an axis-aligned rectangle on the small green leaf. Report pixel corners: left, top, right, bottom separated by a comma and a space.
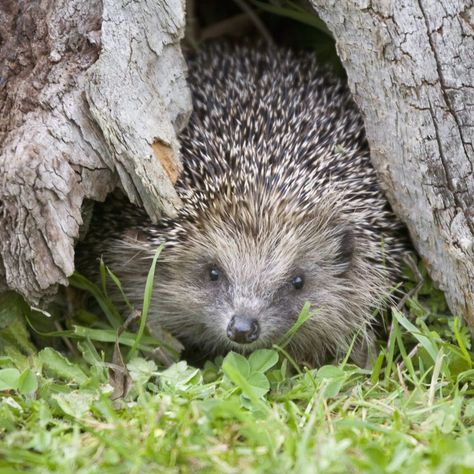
18, 368, 38, 395
38, 348, 88, 385
160, 361, 202, 390
317, 365, 346, 398
53, 391, 96, 418
223, 352, 250, 378
247, 372, 270, 398
0, 368, 21, 391
127, 357, 158, 385
322, 378, 345, 398
248, 349, 279, 374
222, 358, 269, 412
316, 365, 345, 380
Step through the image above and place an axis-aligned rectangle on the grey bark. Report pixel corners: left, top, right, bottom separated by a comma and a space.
310, 0, 474, 326
0, 0, 191, 304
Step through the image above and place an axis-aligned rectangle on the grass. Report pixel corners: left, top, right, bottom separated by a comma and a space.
0, 259, 473, 473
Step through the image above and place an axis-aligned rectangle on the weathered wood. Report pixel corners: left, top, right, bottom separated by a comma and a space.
310, 0, 474, 325
0, 0, 191, 304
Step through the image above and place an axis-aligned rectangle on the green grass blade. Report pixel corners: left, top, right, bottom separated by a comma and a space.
99, 258, 108, 297
278, 302, 315, 349
453, 317, 473, 367
106, 266, 134, 312
127, 245, 164, 361
69, 273, 122, 329
384, 316, 399, 383
392, 307, 439, 363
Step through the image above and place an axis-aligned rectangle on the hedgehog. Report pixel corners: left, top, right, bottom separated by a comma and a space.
78, 42, 408, 367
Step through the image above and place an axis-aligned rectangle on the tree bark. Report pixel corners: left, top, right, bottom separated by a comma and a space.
310, 0, 474, 325
0, 0, 191, 305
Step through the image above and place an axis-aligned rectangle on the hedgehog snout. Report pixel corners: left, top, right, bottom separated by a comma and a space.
226, 315, 260, 344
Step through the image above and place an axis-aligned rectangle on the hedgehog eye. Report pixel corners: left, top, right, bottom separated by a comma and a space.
291, 275, 304, 290
209, 267, 221, 282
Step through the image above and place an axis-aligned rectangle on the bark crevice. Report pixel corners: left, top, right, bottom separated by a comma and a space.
0, 0, 191, 304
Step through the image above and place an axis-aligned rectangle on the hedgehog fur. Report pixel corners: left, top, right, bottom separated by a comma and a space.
79, 42, 408, 367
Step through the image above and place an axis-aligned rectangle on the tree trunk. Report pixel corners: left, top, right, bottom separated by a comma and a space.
0, 0, 191, 305
310, 0, 474, 325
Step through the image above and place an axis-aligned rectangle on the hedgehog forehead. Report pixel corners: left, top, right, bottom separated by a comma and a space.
199, 220, 300, 286
173, 174, 348, 250
175, 196, 341, 272
197, 191, 313, 243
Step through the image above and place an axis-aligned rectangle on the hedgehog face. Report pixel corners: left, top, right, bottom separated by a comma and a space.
150, 209, 381, 364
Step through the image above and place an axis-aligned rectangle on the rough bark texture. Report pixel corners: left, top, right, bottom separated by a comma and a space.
0, 0, 191, 304
310, 0, 474, 325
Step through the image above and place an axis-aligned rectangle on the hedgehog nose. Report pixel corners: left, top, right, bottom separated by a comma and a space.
227, 315, 260, 344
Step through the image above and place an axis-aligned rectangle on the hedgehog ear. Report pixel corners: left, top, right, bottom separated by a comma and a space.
334, 225, 354, 275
